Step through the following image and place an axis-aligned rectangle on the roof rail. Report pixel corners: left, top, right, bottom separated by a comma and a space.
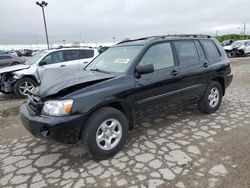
116, 34, 212, 45
166, 34, 211, 38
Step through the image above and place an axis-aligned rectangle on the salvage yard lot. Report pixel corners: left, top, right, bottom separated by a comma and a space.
0, 57, 250, 187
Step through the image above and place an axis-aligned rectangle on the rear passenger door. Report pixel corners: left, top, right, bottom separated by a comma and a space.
173, 40, 208, 103
134, 42, 183, 118
62, 50, 81, 70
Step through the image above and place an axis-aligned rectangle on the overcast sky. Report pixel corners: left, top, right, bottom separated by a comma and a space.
0, 0, 249, 44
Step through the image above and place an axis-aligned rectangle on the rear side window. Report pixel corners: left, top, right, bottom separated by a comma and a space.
174, 41, 200, 65
0, 55, 12, 60
200, 40, 221, 58
63, 50, 79, 61
79, 50, 94, 59
139, 42, 174, 70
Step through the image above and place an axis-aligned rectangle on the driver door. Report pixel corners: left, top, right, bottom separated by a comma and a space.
37, 51, 65, 81
134, 42, 182, 118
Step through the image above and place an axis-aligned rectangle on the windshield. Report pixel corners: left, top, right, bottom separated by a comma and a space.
86, 45, 143, 73
25, 51, 47, 65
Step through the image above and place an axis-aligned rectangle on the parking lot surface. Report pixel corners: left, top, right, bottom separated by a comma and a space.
0, 57, 250, 188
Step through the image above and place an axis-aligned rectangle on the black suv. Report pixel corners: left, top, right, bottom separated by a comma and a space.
20, 35, 233, 159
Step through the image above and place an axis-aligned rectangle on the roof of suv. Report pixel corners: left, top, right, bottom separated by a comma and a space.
42, 47, 97, 54
116, 34, 213, 46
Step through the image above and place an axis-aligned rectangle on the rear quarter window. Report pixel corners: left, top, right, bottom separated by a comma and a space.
200, 40, 221, 59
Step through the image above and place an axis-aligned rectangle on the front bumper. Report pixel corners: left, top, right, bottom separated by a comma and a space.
225, 74, 233, 88
20, 104, 84, 144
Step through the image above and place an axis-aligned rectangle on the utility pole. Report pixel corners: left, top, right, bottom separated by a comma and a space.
36, 1, 50, 49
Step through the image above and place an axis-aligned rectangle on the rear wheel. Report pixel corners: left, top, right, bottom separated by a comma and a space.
14, 78, 36, 97
198, 81, 223, 114
82, 107, 129, 160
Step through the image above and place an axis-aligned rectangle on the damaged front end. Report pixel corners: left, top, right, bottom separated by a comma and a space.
0, 72, 16, 93
225, 48, 245, 57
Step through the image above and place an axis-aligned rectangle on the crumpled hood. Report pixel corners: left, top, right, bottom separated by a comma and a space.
0, 64, 30, 74
36, 68, 115, 98
223, 45, 233, 51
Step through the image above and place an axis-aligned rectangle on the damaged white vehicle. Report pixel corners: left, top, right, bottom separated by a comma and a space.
224, 40, 250, 57
0, 48, 99, 97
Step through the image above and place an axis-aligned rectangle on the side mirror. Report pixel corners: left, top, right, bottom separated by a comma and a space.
39, 60, 47, 66
136, 64, 154, 76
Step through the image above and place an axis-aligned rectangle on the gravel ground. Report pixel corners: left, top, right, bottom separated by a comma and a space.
0, 57, 250, 188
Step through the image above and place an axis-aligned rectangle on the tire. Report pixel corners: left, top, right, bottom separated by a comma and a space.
198, 81, 223, 114
0, 90, 11, 95
14, 78, 36, 97
82, 107, 129, 160
226, 51, 232, 58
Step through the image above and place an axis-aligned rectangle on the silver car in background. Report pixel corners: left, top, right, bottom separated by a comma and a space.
0, 50, 25, 67
0, 48, 99, 97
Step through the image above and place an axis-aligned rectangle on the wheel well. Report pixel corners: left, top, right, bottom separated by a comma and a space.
21, 75, 38, 84
84, 102, 134, 130
212, 77, 225, 95
12, 61, 20, 65
107, 102, 134, 130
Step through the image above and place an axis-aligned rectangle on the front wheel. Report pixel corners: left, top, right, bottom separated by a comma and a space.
226, 51, 233, 58
82, 107, 129, 160
14, 78, 36, 97
198, 81, 223, 114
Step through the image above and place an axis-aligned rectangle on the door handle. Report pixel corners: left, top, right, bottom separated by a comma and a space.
60, 65, 66, 67
170, 70, 179, 76
203, 62, 208, 68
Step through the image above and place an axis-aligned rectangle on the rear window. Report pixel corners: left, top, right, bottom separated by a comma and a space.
174, 41, 200, 65
200, 40, 221, 58
79, 50, 94, 59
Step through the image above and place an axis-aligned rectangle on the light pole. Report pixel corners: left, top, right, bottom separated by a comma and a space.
36, 1, 50, 49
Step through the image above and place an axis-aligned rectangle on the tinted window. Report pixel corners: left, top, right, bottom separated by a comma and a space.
0, 55, 12, 60
79, 50, 94, 58
63, 50, 79, 61
194, 40, 206, 60
201, 40, 221, 58
140, 43, 174, 70
246, 41, 250, 45
43, 51, 64, 64
174, 41, 199, 65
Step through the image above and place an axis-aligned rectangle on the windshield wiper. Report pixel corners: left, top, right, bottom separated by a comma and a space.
90, 68, 111, 74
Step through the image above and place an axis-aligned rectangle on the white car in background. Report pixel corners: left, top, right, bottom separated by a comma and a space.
224, 40, 250, 57
0, 48, 99, 97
